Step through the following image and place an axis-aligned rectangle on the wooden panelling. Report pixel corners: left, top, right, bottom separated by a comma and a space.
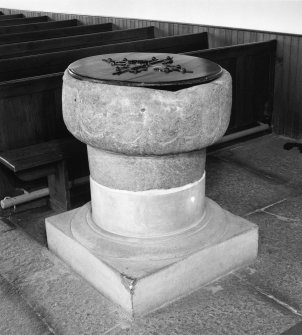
0, 7, 301, 139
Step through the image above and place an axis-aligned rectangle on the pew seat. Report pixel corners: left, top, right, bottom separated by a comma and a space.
0, 137, 87, 210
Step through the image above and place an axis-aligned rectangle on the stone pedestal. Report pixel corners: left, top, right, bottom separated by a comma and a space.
46, 53, 258, 316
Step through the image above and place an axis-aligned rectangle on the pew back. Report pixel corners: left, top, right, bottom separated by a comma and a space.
0, 32, 209, 81
0, 26, 156, 59
0, 22, 114, 45
0, 14, 23, 20
186, 40, 276, 133
0, 15, 49, 27
0, 19, 78, 34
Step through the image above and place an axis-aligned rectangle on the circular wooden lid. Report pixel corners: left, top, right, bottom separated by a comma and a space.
68, 52, 222, 88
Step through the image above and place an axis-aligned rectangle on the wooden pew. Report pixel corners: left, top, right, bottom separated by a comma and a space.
0, 26, 156, 59
0, 31, 209, 206
186, 40, 277, 133
0, 22, 114, 45
0, 75, 70, 152
0, 19, 78, 35
0, 16, 49, 27
0, 32, 209, 81
0, 138, 86, 210
0, 14, 24, 20
0, 74, 87, 208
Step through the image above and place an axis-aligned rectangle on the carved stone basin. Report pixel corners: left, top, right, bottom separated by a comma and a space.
63, 64, 232, 155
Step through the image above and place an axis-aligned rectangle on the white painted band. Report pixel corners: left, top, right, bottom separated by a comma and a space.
90, 173, 206, 238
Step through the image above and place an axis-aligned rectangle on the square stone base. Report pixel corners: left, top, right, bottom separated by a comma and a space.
46, 205, 258, 316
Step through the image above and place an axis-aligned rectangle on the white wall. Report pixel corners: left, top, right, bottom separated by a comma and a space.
0, 0, 301, 35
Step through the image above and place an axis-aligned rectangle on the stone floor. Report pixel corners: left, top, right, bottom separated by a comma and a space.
0, 133, 302, 335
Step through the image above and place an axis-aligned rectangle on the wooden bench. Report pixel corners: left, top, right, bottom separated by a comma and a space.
0, 19, 78, 35
0, 14, 24, 20
0, 32, 208, 81
186, 40, 277, 133
0, 22, 114, 45
0, 137, 87, 210
0, 15, 49, 27
0, 26, 156, 59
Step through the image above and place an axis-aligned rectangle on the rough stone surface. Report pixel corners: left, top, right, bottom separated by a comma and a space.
0, 274, 52, 335
0, 229, 54, 285
110, 276, 300, 335
88, 146, 206, 190
263, 195, 302, 221
205, 155, 297, 216
0, 219, 125, 335
7, 205, 55, 245
62, 69, 232, 155
237, 208, 302, 311
281, 321, 302, 335
0, 217, 15, 233
212, 134, 302, 191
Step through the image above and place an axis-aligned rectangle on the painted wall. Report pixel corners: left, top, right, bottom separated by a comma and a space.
0, 0, 301, 35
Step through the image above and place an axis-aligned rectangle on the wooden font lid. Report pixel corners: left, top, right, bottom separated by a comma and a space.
68, 52, 222, 88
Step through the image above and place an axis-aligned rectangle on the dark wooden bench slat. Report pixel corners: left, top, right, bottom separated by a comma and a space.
0, 137, 85, 172
0, 151, 62, 172
0, 32, 208, 81
0, 26, 155, 59
0, 22, 114, 45
0, 16, 49, 27
0, 14, 24, 21
0, 19, 78, 35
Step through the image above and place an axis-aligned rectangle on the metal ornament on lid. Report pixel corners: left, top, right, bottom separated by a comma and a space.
102, 56, 194, 75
